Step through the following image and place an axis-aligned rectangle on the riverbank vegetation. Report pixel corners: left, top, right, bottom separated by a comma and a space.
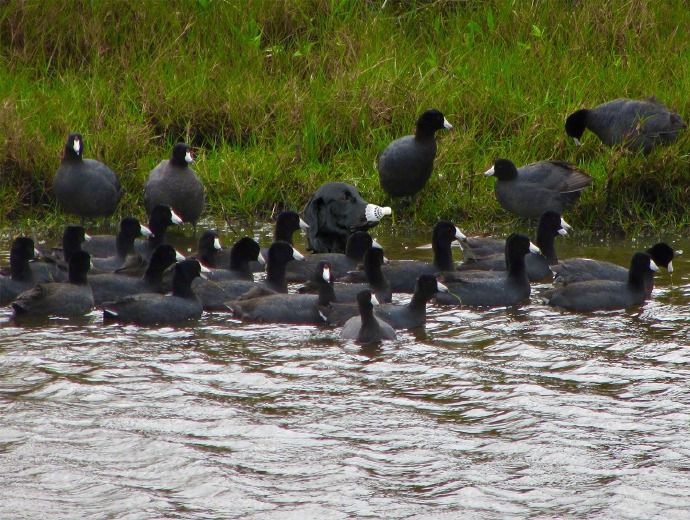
1, 0, 689, 235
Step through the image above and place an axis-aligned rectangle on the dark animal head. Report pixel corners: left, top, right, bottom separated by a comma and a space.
303, 182, 391, 253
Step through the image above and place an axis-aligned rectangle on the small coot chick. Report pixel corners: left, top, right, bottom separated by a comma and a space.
485, 159, 592, 219
340, 290, 397, 344
1, 237, 41, 305
89, 244, 179, 305
551, 242, 673, 297
369, 220, 465, 293
303, 182, 391, 253
565, 97, 687, 153
102, 259, 205, 325
91, 217, 153, 272
53, 133, 122, 222
12, 251, 93, 317
144, 143, 205, 226
228, 261, 334, 324
544, 252, 659, 312
377, 109, 453, 198
286, 230, 381, 283
207, 237, 264, 282
458, 211, 569, 282
437, 234, 536, 307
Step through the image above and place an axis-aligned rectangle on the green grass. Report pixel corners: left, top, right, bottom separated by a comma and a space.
1, 0, 689, 235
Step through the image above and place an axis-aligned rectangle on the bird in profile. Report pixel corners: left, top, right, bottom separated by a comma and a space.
377, 109, 452, 201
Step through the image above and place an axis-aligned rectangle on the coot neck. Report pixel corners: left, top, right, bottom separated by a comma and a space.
116, 231, 136, 259
200, 248, 218, 269
10, 255, 33, 282
415, 125, 438, 141
266, 260, 289, 292
409, 288, 433, 311
536, 228, 558, 265
359, 304, 383, 342
229, 252, 251, 275
433, 240, 454, 271
506, 250, 528, 280
274, 220, 296, 244
143, 262, 166, 286
364, 257, 385, 287
628, 266, 647, 289
63, 238, 82, 263
317, 281, 335, 306
171, 273, 195, 298
68, 266, 88, 285
345, 239, 369, 262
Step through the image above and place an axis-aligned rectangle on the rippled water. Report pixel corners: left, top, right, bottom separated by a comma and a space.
1, 223, 689, 519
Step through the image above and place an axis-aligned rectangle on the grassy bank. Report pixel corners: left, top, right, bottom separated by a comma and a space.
1, 0, 689, 235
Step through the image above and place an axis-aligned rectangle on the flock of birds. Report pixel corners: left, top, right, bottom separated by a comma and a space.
0, 96, 686, 343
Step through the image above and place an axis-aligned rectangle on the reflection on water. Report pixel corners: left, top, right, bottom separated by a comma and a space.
1, 222, 689, 519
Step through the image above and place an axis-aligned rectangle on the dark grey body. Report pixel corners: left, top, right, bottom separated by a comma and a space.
89, 274, 167, 306
12, 283, 94, 317
545, 279, 646, 312
341, 314, 396, 343
493, 161, 591, 219
53, 158, 121, 218
144, 160, 205, 224
103, 293, 202, 324
378, 135, 436, 197
576, 98, 686, 152
229, 294, 327, 325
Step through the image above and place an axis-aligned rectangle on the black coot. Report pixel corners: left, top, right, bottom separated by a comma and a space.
91, 217, 153, 272
551, 242, 673, 297
89, 244, 179, 305
340, 290, 396, 344
1, 237, 41, 305
566, 97, 686, 153
102, 259, 204, 325
228, 261, 334, 324
144, 143, 205, 225
53, 133, 121, 222
377, 109, 453, 198
485, 159, 592, 219
12, 251, 93, 317
544, 252, 659, 311
458, 211, 569, 281
437, 234, 536, 307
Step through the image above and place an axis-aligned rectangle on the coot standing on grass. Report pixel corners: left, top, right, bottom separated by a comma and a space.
378, 109, 452, 198
484, 159, 592, 219
144, 143, 205, 226
53, 133, 121, 223
565, 97, 687, 153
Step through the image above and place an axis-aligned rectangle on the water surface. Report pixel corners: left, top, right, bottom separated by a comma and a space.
1, 223, 689, 519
